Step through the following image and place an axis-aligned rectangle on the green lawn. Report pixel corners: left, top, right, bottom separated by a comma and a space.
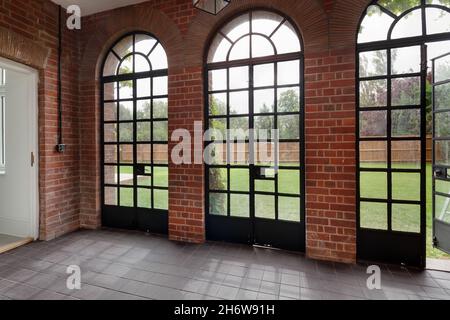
117, 163, 449, 259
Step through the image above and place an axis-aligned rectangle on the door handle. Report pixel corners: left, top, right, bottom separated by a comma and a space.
434, 167, 447, 179
31, 152, 35, 167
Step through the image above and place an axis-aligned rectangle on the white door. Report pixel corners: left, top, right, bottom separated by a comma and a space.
0, 58, 38, 239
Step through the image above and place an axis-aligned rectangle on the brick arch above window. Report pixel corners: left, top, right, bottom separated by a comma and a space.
184, 0, 329, 66
79, 5, 184, 82
0, 26, 50, 70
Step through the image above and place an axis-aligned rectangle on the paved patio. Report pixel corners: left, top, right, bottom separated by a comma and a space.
0, 229, 449, 300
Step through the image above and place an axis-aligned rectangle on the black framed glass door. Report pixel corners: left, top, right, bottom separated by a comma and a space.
101, 32, 169, 233
432, 52, 450, 254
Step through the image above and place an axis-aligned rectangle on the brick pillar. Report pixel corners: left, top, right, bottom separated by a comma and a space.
305, 48, 357, 264
168, 66, 205, 243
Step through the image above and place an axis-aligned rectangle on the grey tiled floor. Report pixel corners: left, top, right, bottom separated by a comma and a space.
0, 229, 449, 300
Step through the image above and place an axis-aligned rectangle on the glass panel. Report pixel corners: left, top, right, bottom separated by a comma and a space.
392, 173, 421, 201
149, 44, 168, 70
104, 145, 117, 163
119, 144, 133, 164
137, 99, 151, 120
230, 91, 249, 115
359, 50, 388, 77
435, 83, 450, 110
255, 195, 275, 219
278, 115, 300, 140
392, 204, 421, 233
278, 60, 300, 85
435, 112, 450, 137
137, 78, 151, 98
359, 111, 387, 138
105, 187, 118, 206
360, 141, 387, 169
358, 5, 395, 43
359, 80, 387, 108
391, 109, 421, 137
137, 144, 151, 164
134, 55, 150, 73
104, 124, 117, 142
229, 117, 249, 136
104, 165, 118, 185
435, 195, 450, 223
209, 118, 227, 141
392, 140, 421, 169
154, 167, 168, 187
137, 188, 151, 209
153, 77, 168, 96
378, 0, 420, 15
118, 55, 133, 74
279, 197, 300, 222
230, 169, 249, 192
119, 166, 133, 186
209, 93, 227, 116
279, 170, 300, 195
427, 0, 450, 8
229, 142, 249, 165
103, 82, 117, 100
153, 98, 168, 119
137, 175, 151, 187
436, 179, 450, 194
120, 188, 134, 207
278, 87, 300, 112
252, 35, 275, 58
279, 142, 300, 165
205, 143, 227, 165
104, 102, 117, 121
271, 21, 301, 54
392, 77, 421, 106
209, 168, 227, 191
254, 89, 274, 114
434, 54, 450, 83
209, 69, 227, 91
119, 81, 133, 99
222, 13, 250, 42
113, 35, 133, 58
153, 144, 168, 165
255, 142, 275, 165
360, 202, 388, 230
210, 193, 227, 216
135, 34, 157, 56
252, 11, 283, 36
254, 116, 274, 134
391, 46, 421, 74
435, 141, 450, 166
208, 34, 232, 63
119, 101, 133, 121
426, 8, 450, 35
254, 64, 274, 87
119, 123, 133, 142
137, 122, 151, 142
229, 36, 250, 61
391, 9, 423, 39
103, 52, 120, 77
230, 194, 250, 218
230, 66, 249, 90
154, 121, 168, 142
255, 180, 275, 193
360, 171, 387, 199
154, 189, 168, 210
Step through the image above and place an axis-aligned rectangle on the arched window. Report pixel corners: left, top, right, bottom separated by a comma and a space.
205, 11, 306, 252
357, 0, 450, 266
101, 32, 169, 233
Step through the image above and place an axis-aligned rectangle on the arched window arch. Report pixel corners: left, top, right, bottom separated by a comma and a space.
356, 0, 450, 267
101, 32, 169, 232
204, 11, 306, 252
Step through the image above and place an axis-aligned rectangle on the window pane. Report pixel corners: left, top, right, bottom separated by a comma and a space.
279, 170, 300, 195
392, 173, 420, 201
271, 21, 301, 54
359, 80, 387, 108
205, 143, 227, 165
360, 141, 387, 169
209, 93, 227, 116
209, 69, 227, 91
119, 101, 133, 121
279, 142, 300, 166
137, 99, 151, 120
358, 5, 394, 43
209, 168, 227, 191
255, 195, 275, 219
252, 35, 275, 58
104, 124, 117, 142
209, 118, 226, 141
119, 144, 133, 164
434, 54, 450, 83
113, 35, 133, 58
135, 34, 157, 56
103, 52, 120, 77
391, 9, 423, 39
104, 145, 117, 163
359, 111, 387, 138
230, 66, 249, 89
208, 34, 232, 63
120, 188, 134, 207
137, 144, 151, 164
119, 166, 133, 186
134, 55, 150, 73
105, 187, 118, 206
230, 168, 249, 192
103, 82, 117, 100
426, 8, 450, 35
435, 141, 450, 166
360, 172, 387, 199
153, 144, 168, 165
153, 98, 168, 119
391, 109, 421, 137
278, 61, 300, 85
153, 76, 168, 96
154, 121, 168, 142
436, 195, 450, 224
149, 44, 168, 70
137, 78, 151, 98
154, 189, 168, 210
230, 194, 250, 217
154, 167, 168, 187
360, 202, 388, 230
119, 81, 133, 99
254, 89, 274, 114
435, 83, 450, 110
137, 175, 151, 187
119, 123, 133, 142
137, 188, 151, 209
391, 77, 421, 106
230, 117, 249, 135
278, 115, 300, 140
392, 140, 421, 169
230, 91, 249, 115
278, 87, 300, 112
359, 50, 388, 77
230, 142, 249, 165
104, 102, 117, 121
392, 204, 421, 233
222, 13, 250, 42
436, 179, 450, 195
279, 197, 300, 222
210, 193, 227, 216
391, 46, 421, 74
436, 112, 450, 138
118, 55, 133, 74
137, 122, 150, 142
378, 0, 420, 15
255, 180, 275, 193
252, 11, 283, 36
104, 165, 118, 185
229, 36, 250, 61
254, 64, 274, 87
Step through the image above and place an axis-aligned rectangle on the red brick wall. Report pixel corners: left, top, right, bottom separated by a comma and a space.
0, 0, 80, 240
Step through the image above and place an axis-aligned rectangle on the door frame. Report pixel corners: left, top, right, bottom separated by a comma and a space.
0, 56, 39, 240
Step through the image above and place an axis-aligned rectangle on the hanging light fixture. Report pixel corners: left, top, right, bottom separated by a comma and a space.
193, 0, 231, 15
